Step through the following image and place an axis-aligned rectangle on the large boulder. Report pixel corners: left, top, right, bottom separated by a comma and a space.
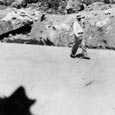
30, 14, 77, 46
0, 8, 40, 38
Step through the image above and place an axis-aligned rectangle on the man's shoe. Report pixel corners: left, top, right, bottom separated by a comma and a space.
70, 54, 76, 58
82, 52, 90, 60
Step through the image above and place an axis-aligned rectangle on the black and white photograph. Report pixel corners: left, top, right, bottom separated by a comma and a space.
0, 0, 115, 115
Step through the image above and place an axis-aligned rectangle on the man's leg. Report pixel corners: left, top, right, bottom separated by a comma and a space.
81, 39, 90, 59
81, 39, 87, 56
70, 35, 82, 58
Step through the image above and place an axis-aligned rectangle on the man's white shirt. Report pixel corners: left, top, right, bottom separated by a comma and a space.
73, 20, 84, 37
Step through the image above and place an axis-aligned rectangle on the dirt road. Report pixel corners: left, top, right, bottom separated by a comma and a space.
0, 43, 115, 115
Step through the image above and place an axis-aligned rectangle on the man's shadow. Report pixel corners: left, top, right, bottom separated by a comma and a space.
0, 86, 36, 115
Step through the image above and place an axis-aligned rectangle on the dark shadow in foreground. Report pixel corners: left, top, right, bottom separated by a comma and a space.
0, 86, 36, 115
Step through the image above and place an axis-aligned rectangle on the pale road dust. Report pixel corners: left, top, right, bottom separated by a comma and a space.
0, 43, 115, 115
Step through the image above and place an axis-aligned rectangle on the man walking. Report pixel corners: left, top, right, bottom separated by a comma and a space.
70, 16, 90, 59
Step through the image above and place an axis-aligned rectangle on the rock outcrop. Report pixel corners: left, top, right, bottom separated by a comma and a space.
1, 2, 115, 50
30, 3, 115, 49
0, 7, 40, 39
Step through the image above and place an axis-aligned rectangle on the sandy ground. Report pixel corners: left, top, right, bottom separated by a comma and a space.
0, 43, 115, 115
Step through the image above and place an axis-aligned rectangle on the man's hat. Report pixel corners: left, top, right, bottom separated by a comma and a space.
76, 14, 85, 21
76, 15, 81, 21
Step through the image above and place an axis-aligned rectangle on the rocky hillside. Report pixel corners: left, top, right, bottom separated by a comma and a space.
0, 1, 115, 50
